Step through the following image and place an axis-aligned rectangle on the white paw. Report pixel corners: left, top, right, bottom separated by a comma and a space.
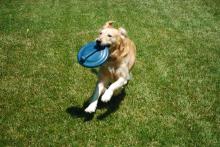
85, 102, 97, 113
101, 89, 113, 102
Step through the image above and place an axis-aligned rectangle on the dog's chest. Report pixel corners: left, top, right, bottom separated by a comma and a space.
107, 66, 116, 74
105, 59, 118, 74
107, 66, 119, 81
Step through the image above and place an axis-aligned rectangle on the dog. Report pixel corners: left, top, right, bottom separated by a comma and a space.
85, 21, 136, 113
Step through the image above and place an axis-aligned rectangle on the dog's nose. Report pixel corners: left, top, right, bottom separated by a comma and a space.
96, 39, 101, 45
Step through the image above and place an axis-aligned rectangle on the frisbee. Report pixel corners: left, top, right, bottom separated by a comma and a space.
77, 42, 109, 68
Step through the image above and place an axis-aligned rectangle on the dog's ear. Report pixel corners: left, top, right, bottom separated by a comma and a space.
118, 27, 127, 39
103, 21, 115, 29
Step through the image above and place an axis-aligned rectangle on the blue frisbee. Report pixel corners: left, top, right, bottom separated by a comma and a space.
77, 42, 109, 68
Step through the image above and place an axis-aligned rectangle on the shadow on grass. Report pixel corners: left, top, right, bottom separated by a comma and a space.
66, 89, 126, 121
66, 102, 94, 122
96, 89, 126, 120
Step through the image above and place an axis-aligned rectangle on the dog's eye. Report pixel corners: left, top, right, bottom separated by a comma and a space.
107, 34, 112, 37
99, 32, 102, 35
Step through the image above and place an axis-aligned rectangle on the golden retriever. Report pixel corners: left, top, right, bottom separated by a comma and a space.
85, 21, 136, 113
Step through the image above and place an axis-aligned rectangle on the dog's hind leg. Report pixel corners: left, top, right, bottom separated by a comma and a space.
101, 77, 127, 102
85, 80, 105, 113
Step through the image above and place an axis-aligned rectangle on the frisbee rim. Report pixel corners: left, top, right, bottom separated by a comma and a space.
77, 42, 109, 68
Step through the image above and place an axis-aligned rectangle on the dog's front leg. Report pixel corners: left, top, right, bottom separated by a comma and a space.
101, 77, 127, 102
85, 81, 105, 113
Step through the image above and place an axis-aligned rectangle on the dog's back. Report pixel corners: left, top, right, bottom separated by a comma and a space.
122, 37, 136, 70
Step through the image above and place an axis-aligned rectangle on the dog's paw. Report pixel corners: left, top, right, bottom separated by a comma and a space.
85, 102, 97, 113
101, 89, 113, 102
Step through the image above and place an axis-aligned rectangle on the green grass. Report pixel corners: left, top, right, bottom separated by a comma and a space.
1, 0, 220, 146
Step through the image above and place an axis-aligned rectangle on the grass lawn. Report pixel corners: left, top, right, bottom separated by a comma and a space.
1, 0, 220, 146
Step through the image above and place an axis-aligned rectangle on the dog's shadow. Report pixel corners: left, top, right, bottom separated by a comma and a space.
66, 89, 126, 122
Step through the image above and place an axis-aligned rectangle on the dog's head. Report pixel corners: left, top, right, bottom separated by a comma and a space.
96, 21, 127, 49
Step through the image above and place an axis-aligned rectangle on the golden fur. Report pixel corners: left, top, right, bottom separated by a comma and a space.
84, 21, 136, 113
97, 21, 136, 82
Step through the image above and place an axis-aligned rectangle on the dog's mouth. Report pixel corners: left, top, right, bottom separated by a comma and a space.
96, 39, 111, 48
104, 44, 111, 48
94, 43, 110, 51
96, 42, 111, 48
